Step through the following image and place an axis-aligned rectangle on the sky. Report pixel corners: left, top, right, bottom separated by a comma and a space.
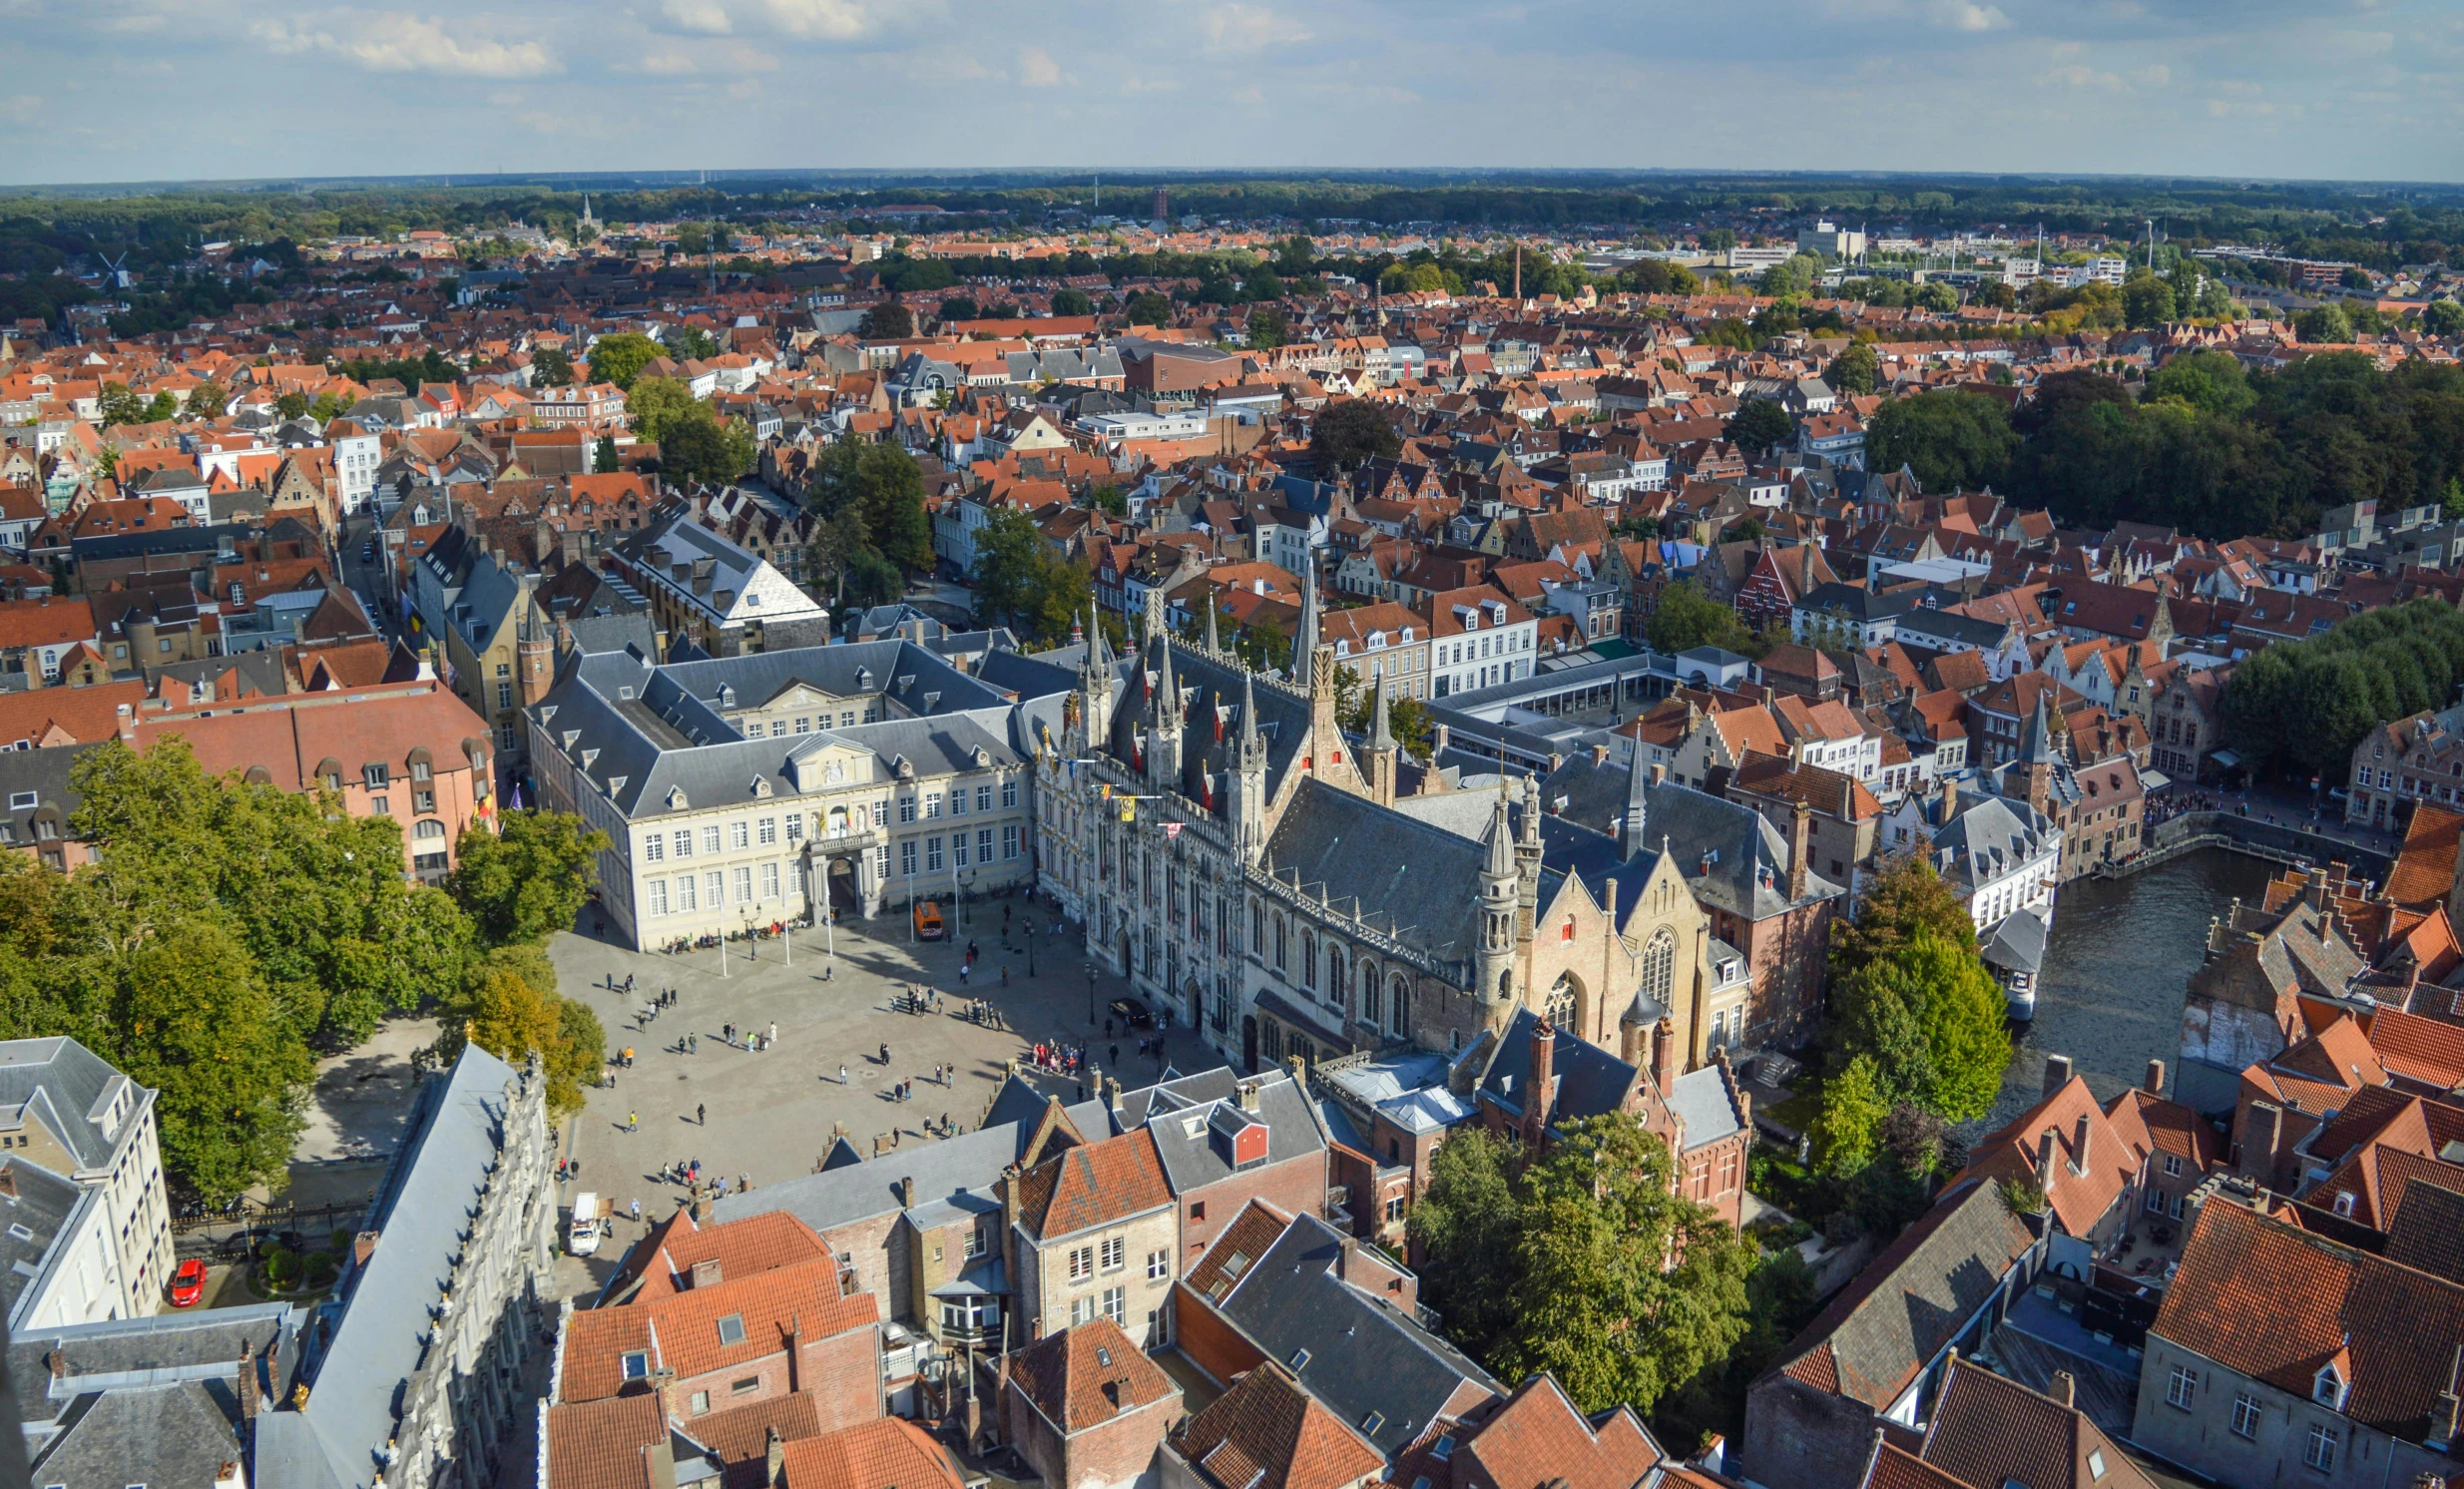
6, 0, 2461, 187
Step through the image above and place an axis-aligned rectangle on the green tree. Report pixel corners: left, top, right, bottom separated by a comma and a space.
274, 391, 311, 421
2122, 272, 2177, 329
2144, 348, 2255, 419
185, 378, 230, 419
447, 809, 609, 947
673, 326, 720, 361
586, 331, 663, 391
1865, 389, 2019, 494
1406, 1126, 1525, 1353
98, 381, 151, 427
1825, 861, 2009, 1127
1050, 287, 1094, 317
806, 438, 933, 573
1725, 398, 1793, 454
1645, 580, 1751, 656
660, 410, 757, 489
938, 294, 980, 324
593, 435, 620, 473
1810, 1053, 1888, 1177
1310, 398, 1400, 473
858, 302, 914, 340
428, 948, 604, 1117
531, 346, 574, 386
2423, 299, 2464, 338
1245, 306, 1289, 349
2295, 303, 2353, 343
1122, 290, 1176, 326
970, 507, 1053, 631
1824, 342, 1878, 395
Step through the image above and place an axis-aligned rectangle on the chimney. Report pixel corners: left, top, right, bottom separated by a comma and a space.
2072, 1112, 2094, 1177
692, 1185, 714, 1224
2043, 1054, 2074, 1101
2248, 1101, 2284, 1182
897, 1176, 916, 1210
2145, 1059, 2166, 1096
1652, 1017, 1676, 1094
1620, 1015, 1647, 1068
46, 1345, 64, 1381
1526, 1020, 1556, 1144
239, 1341, 260, 1418
1940, 773, 1959, 817
1433, 723, 1451, 756
2036, 1129, 2060, 1190
764, 1426, 786, 1488
784, 1312, 802, 1394
1788, 798, 1811, 900
1650, 761, 1667, 785
690, 1257, 723, 1288
1591, 743, 1609, 766
2051, 1371, 2077, 1410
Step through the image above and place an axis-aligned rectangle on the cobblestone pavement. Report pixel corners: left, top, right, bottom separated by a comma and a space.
548, 892, 1221, 1231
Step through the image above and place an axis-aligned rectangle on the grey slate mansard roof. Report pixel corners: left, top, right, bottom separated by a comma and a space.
1117, 1068, 1330, 1197
251, 1046, 523, 1489
0, 1037, 145, 1175
529, 639, 1036, 821
13, 1302, 301, 1489
0, 1159, 86, 1323
1212, 1212, 1498, 1457
1261, 774, 1501, 966
1529, 759, 1844, 922
1103, 636, 1317, 808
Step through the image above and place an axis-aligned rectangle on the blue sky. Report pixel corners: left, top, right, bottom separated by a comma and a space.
5, 0, 2459, 186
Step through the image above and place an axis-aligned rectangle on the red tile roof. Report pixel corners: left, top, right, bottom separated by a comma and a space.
1007, 1317, 1180, 1435
542, 1392, 665, 1489
559, 1256, 878, 1404
1014, 1128, 1174, 1241
778, 1418, 964, 1489
1458, 1373, 1664, 1489
1170, 1362, 1383, 1489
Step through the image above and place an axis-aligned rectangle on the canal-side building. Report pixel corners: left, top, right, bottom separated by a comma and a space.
2177, 871, 2369, 1117
2343, 698, 2464, 829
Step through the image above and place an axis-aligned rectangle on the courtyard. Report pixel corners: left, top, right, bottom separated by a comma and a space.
549, 888, 1224, 1245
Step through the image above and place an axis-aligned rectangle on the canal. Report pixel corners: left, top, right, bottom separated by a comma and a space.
1973, 847, 2274, 1136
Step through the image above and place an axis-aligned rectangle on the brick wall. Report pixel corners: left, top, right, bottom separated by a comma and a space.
1181, 1152, 1327, 1260
1168, 1282, 1263, 1387
1007, 1387, 1183, 1489
802, 1324, 885, 1432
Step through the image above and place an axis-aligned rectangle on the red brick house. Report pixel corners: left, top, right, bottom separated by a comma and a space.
999, 1317, 1184, 1489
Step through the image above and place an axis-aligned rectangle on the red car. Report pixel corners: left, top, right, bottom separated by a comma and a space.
169, 1257, 208, 1308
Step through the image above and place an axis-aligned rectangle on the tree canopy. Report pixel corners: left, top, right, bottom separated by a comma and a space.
2219, 596, 2464, 776
857, 302, 914, 340
1646, 580, 1755, 656
969, 508, 1093, 645
584, 331, 662, 391
1310, 399, 1401, 473
1407, 1113, 1758, 1415
1725, 398, 1794, 454
805, 438, 933, 582
1865, 389, 2021, 494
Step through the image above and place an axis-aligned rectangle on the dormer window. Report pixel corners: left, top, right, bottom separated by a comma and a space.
2313, 1363, 2346, 1410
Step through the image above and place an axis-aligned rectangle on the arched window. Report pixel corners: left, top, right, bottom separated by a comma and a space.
1640, 928, 1677, 1009
1546, 972, 1578, 1032
1301, 931, 1317, 988
1251, 899, 1265, 955
1389, 975, 1408, 1036
413, 818, 447, 840
1358, 959, 1379, 1026
1325, 943, 1345, 1008
1273, 915, 1287, 971
1261, 1021, 1283, 1062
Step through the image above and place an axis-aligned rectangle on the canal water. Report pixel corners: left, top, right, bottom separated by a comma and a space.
1972, 847, 2274, 1136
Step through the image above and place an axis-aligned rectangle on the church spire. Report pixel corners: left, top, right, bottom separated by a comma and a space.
1205, 596, 1221, 654
2019, 687, 2059, 765
1620, 737, 1653, 859
1291, 563, 1320, 681
1367, 671, 1395, 751
1238, 668, 1263, 765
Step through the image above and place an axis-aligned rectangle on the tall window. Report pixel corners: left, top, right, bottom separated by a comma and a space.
2230, 1394, 2261, 1439
1325, 943, 1346, 1009
2166, 1364, 2197, 1411
1546, 972, 1578, 1031
2303, 1424, 2336, 1472
1389, 975, 1408, 1035
1640, 928, 1676, 1009
1359, 960, 1379, 1026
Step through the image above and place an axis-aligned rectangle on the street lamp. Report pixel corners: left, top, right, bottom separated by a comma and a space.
1086, 962, 1097, 1028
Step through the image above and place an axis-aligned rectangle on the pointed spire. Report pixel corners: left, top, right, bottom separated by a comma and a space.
2020, 686, 2058, 765
1367, 671, 1395, 750
1620, 738, 1652, 860
1485, 781, 1517, 881
1238, 669, 1264, 764
1291, 564, 1320, 680
1089, 602, 1113, 672
1152, 632, 1181, 727
1205, 598, 1221, 654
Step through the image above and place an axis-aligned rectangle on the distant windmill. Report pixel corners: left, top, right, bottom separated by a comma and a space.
99, 251, 134, 290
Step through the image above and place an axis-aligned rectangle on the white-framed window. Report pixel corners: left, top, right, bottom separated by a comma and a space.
759, 861, 779, 899
977, 828, 994, 864
1147, 1248, 1170, 1280
899, 796, 917, 823
784, 814, 802, 842
976, 783, 993, 812
757, 816, 777, 845
1068, 1245, 1094, 1281
2231, 1394, 2261, 1439
1101, 1284, 1126, 1324
677, 875, 698, 911
648, 879, 670, 915
1003, 778, 1019, 808
733, 865, 753, 902
1003, 824, 1022, 860
731, 820, 750, 850
2167, 1364, 2197, 1411
872, 800, 889, 826
702, 824, 722, 854
901, 840, 918, 876
927, 837, 945, 872
644, 834, 665, 862
925, 791, 943, 818
2304, 1424, 2336, 1472
950, 787, 968, 817
705, 870, 724, 906
954, 833, 971, 868
1101, 1236, 1125, 1271
1071, 1295, 1095, 1326
674, 829, 694, 858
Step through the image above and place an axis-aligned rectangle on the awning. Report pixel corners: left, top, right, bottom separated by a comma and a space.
929, 1255, 1007, 1298
2141, 770, 2171, 793
2208, 749, 2242, 769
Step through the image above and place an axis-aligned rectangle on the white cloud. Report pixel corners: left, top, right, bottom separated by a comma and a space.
2131, 64, 2170, 85
1019, 45, 1062, 86
1928, 0, 2008, 30
0, 94, 38, 124
250, 13, 559, 78
756, 0, 878, 39
1205, 3, 1311, 52
661, 0, 733, 34
640, 52, 699, 73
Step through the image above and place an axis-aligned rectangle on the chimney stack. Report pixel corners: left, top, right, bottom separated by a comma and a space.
2051, 1371, 2077, 1410
1526, 1020, 1556, 1146
239, 1341, 260, 1419
1652, 1017, 1676, 1094
2072, 1112, 2093, 1177
691, 1257, 723, 1288
2037, 1130, 2059, 1191
2043, 1054, 2074, 1100
765, 1426, 786, 1488
1788, 798, 1811, 900
2145, 1059, 2166, 1096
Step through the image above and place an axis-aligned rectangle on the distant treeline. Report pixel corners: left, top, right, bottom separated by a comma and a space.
2220, 599, 2464, 776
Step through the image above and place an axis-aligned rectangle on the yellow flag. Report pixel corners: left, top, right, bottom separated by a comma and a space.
1100, 782, 1113, 800
1120, 800, 1137, 823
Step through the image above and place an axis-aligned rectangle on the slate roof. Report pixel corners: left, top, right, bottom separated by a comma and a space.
0, 1157, 86, 1323
1102, 633, 1316, 810
1763, 1180, 2036, 1408
1477, 1008, 1639, 1134
0, 1037, 145, 1177
1927, 794, 2058, 899
252, 1046, 524, 1489
1206, 1212, 1499, 1457
1118, 1068, 1330, 1198
1912, 1358, 2155, 1489
1263, 774, 1498, 965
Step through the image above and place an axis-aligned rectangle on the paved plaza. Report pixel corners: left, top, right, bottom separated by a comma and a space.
549, 889, 1222, 1241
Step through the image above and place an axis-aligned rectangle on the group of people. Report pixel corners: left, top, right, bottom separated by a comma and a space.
719, 1020, 779, 1052
1030, 1039, 1085, 1076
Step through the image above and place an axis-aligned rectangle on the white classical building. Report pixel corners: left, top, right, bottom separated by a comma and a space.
528, 638, 1040, 948
0, 1037, 177, 1331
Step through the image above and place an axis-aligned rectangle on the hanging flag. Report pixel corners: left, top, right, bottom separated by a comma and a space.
1100, 781, 1113, 799
1164, 822, 1184, 840
1120, 800, 1137, 823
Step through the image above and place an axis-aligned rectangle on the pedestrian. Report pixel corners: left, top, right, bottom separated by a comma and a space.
767, 1021, 778, 1047
879, 1042, 889, 1065
697, 1102, 706, 1126
630, 1199, 642, 1225
838, 1064, 849, 1084
626, 1110, 639, 1133
1001, 965, 1010, 987
959, 962, 971, 985
689, 1032, 699, 1055
1110, 1042, 1119, 1067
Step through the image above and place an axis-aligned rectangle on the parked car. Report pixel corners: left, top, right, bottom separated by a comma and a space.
568, 1193, 610, 1256
1109, 997, 1155, 1030
913, 900, 945, 940
169, 1256, 209, 1307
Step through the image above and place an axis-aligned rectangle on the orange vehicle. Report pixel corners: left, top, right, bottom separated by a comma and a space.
913, 899, 945, 940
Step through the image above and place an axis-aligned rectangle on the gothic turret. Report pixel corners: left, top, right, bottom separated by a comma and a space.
1364, 672, 1398, 808
1077, 602, 1117, 744
1619, 738, 1653, 860
1229, 670, 1269, 867
1516, 772, 1545, 933
1291, 563, 1321, 679
1147, 632, 1184, 789
1477, 783, 1521, 1019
